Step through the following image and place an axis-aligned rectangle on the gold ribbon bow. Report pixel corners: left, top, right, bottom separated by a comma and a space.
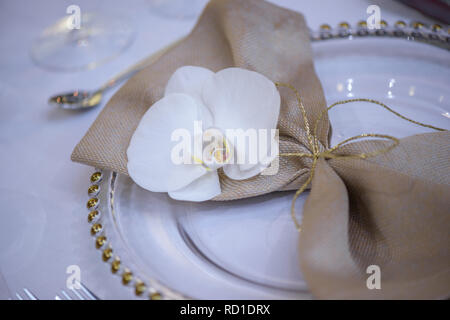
275, 82, 446, 232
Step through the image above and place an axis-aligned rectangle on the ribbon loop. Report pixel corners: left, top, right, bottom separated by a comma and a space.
274, 82, 446, 232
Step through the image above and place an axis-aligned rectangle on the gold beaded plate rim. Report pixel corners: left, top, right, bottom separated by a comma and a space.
86, 170, 187, 300
83, 20, 449, 300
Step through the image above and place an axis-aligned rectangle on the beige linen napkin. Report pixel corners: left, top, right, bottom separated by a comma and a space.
72, 0, 450, 299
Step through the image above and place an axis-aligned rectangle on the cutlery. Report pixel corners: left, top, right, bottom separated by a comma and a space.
14, 288, 38, 300
49, 38, 183, 111
54, 282, 98, 300
14, 282, 98, 300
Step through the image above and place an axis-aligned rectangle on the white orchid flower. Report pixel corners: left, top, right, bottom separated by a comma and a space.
127, 66, 280, 202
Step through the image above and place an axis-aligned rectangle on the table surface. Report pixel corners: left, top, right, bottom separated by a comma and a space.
0, 0, 438, 299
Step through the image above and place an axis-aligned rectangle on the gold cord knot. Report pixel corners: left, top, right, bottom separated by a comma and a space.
274, 82, 445, 232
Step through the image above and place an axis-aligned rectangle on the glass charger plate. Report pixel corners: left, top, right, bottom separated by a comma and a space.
85, 24, 450, 300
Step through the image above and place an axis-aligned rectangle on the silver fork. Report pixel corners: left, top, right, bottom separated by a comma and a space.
55, 282, 98, 300
14, 282, 98, 300
14, 288, 38, 300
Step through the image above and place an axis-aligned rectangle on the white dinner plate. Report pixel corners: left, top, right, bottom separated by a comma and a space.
84, 24, 450, 300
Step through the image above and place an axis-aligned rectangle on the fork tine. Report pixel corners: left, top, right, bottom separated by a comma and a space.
76, 281, 98, 300
61, 290, 71, 300
23, 288, 38, 300
70, 287, 84, 300
14, 284, 98, 301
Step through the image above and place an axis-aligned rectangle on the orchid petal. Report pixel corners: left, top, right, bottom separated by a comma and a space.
202, 67, 280, 133
223, 139, 279, 180
203, 68, 280, 179
165, 66, 214, 127
168, 170, 221, 201
127, 93, 207, 193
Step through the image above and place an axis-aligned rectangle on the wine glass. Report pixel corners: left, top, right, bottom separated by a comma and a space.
31, 10, 135, 72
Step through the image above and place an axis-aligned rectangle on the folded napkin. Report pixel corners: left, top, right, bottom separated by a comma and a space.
72, 0, 450, 299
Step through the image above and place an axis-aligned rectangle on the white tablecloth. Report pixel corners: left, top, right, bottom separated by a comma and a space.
0, 0, 435, 299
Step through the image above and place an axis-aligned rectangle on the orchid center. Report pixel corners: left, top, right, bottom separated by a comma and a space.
201, 127, 233, 170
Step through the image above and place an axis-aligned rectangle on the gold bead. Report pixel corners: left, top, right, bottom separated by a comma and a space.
338, 22, 349, 29
320, 24, 331, 30
90, 172, 102, 183
412, 21, 424, 29
135, 281, 146, 296
380, 20, 387, 27
90, 223, 102, 235
432, 24, 442, 32
395, 20, 406, 28
358, 20, 367, 28
149, 291, 162, 300
87, 198, 99, 209
87, 210, 99, 223
88, 185, 100, 196
111, 258, 121, 274
102, 248, 113, 262
95, 236, 107, 249
122, 270, 133, 285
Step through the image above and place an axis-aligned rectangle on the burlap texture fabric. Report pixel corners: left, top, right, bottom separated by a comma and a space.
72, 0, 450, 299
